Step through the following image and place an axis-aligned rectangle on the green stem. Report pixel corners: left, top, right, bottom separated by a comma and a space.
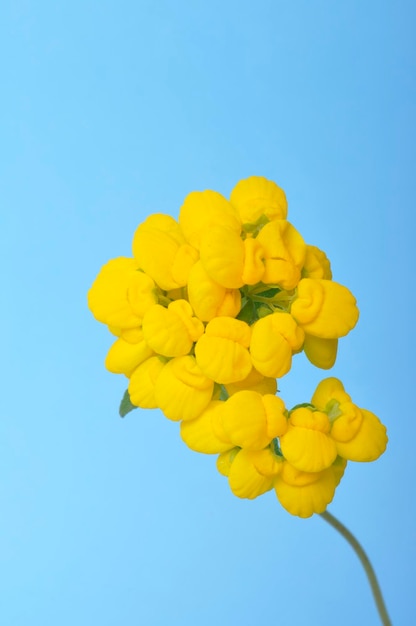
320, 510, 392, 626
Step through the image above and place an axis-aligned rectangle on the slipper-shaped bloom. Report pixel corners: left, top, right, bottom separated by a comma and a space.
226, 448, 282, 499
105, 333, 154, 377
291, 278, 359, 339
195, 317, 252, 384
88, 257, 158, 328
256, 220, 306, 289
250, 312, 305, 378
280, 408, 338, 473
302, 245, 332, 279
154, 356, 214, 422
142, 300, 204, 357
225, 367, 277, 397
128, 356, 166, 408
303, 334, 338, 369
230, 176, 288, 225
180, 401, 232, 454
217, 390, 287, 450
132, 214, 198, 290
187, 261, 241, 322
179, 190, 241, 250
274, 457, 347, 518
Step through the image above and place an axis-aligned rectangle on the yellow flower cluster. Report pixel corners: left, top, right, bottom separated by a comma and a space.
88, 176, 387, 518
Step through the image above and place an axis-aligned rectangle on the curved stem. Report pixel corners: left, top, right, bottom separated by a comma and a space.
320, 510, 392, 626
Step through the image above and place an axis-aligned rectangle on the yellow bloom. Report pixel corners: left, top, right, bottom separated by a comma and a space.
280, 407, 338, 473
180, 401, 232, 454
179, 190, 241, 249
88, 257, 158, 328
132, 214, 198, 290
195, 317, 252, 384
128, 356, 166, 408
217, 390, 287, 450
274, 457, 347, 518
302, 245, 332, 279
154, 355, 214, 421
291, 278, 359, 338
227, 448, 281, 499
303, 334, 338, 369
142, 300, 204, 357
187, 261, 241, 322
105, 334, 154, 377
250, 312, 304, 378
256, 220, 306, 289
230, 176, 288, 225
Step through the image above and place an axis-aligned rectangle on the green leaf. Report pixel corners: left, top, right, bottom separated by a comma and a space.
119, 389, 137, 418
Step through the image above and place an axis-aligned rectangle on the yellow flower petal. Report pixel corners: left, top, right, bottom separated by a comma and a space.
291, 278, 359, 338
88, 257, 157, 328
302, 245, 332, 279
180, 401, 232, 454
200, 225, 245, 288
187, 261, 241, 322
335, 409, 388, 462
311, 377, 351, 411
303, 334, 338, 369
216, 448, 239, 477
154, 356, 214, 422
219, 391, 287, 450
274, 459, 346, 518
105, 334, 154, 377
195, 317, 252, 384
128, 356, 166, 408
280, 409, 337, 473
256, 220, 306, 289
142, 300, 204, 357
225, 367, 277, 397
227, 449, 275, 499
230, 176, 288, 224
250, 312, 304, 378
179, 190, 241, 250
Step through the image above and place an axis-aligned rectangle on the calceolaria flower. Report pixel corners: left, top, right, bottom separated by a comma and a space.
88, 175, 387, 518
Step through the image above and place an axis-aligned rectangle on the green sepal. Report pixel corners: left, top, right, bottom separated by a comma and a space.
119, 389, 137, 418
289, 402, 316, 413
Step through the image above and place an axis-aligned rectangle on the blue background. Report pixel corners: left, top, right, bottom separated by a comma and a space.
1, 1, 414, 624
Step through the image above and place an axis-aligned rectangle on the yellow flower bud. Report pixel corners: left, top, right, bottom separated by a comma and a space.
250, 312, 304, 378
195, 317, 252, 384
291, 278, 359, 338
256, 220, 306, 289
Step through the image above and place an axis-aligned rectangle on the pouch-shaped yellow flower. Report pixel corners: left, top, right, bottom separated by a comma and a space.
256, 220, 306, 289
154, 355, 214, 422
334, 409, 387, 462
88, 257, 158, 328
195, 317, 252, 384
142, 300, 204, 357
227, 449, 277, 499
218, 391, 287, 450
180, 401, 232, 454
303, 334, 338, 369
230, 176, 288, 224
199, 225, 245, 288
291, 278, 359, 338
132, 214, 198, 290
302, 245, 332, 279
187, 261, 241, 322
311, 377, 352, 410
179, 190, 241, 250
250, 312, 305, 378
128, 356, 166, 408
274, 457, 347, 518
105, 335, 154, 377
280, 408, 338, 473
